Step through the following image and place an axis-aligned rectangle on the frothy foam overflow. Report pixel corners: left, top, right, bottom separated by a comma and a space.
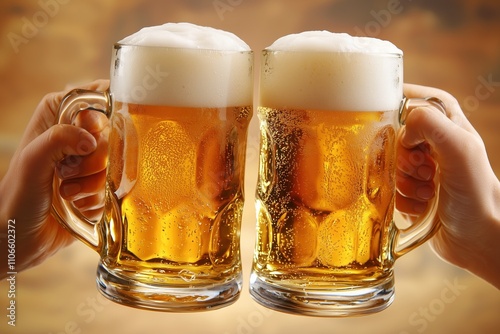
111, 23, 252, 107
261, 31, 403, 111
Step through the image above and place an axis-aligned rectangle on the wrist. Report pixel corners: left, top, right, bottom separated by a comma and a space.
466, 179, 500, 289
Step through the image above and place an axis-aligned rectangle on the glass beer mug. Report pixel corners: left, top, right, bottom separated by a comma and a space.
52, 23, 253, 311
249, 32, 445, 316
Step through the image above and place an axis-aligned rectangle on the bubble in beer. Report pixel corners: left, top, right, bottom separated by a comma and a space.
108, 106, 138, 199
255, 199, 273, 257
366, 125, 396, 206
355, 198, 377, 265
209, 199, 243, 265
318, 209, 356, 267
292, 122, 360, 211
140, 119, 195, 209
197, 125, 235, 205
108, 112, 125, 193
159, 201, 211, 263
277, 208, 318, 266
256, 126, 275, 201
123, 196, 159, 260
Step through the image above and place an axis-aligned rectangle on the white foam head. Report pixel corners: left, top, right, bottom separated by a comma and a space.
260, 31, 403, 111
119, 22, 250, 51
111, 23, 252, 107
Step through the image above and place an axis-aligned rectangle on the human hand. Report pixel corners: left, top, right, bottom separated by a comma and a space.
0, 80, 109, 276
396, 83, 500, 288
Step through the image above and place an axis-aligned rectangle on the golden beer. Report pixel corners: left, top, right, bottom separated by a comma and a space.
104, 102, 251, 282
254, 107, 396, 281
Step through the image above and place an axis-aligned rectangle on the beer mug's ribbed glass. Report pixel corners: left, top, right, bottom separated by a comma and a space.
250, 43, 404, 316
97, 45, 253, 311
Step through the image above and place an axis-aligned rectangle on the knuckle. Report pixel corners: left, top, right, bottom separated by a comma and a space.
47, 124, 69, 144
443, 91, 459, 109
42, 91, 66, 115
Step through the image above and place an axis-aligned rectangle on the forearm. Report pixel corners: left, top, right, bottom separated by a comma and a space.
0, 219, 17, 280
0, 171, 48, 279
0, 178, 15, 279
467, 227, 500, 289
0, 178, 24, 279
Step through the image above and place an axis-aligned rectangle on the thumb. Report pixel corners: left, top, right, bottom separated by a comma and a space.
20, 124, 97, 185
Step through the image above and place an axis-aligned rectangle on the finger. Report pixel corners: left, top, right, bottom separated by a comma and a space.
20, 124, 97, 182
74, 109, 109, 135
21, 80, 110, 147
59, 169, 106, 201
64, 79, 110, 92
397, 143, 436, 181
51, 79, 110, 117
396, 169, 436, 200
56, 125, 108, 179
73, 192, 105, 212
403, 83, 476, 133
396, 191, 429, 216
399, 106, 485, 174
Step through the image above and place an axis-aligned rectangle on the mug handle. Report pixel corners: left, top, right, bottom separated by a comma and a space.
391, 96, 446, 259
51, 89, 112, 252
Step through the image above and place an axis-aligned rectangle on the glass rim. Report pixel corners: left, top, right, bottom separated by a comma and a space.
114, 43, 254, 55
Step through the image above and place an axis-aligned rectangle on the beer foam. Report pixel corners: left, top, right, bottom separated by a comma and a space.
111, 23, 252, 107
261, 31, 403, 111
119, 22, 250, 51
267, 31, 402, 54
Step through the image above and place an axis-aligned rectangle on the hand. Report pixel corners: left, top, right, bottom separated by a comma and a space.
0, 80, 109, 276
397, 83, 500, 288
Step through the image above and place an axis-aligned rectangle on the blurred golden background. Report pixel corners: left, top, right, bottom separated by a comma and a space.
0, 0, 499, 333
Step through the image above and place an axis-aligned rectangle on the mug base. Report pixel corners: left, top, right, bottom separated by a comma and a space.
249, 271, 394, 317
96, 262, 242, 312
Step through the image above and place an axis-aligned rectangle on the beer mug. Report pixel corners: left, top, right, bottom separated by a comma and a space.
52, 23, 253, 311
249, 32, 445, 316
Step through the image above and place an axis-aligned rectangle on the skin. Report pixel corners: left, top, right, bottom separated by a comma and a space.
0, 81, 499, 289
0, 80, 109, 276
397, 84, 500, 289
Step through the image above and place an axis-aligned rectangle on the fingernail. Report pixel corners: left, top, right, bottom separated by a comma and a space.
417, 165, 434, 181
59, 164, 79, 178
416, 185, 434, 200
62, 182, 81, 197
77, 133, 97, 155
78, 141, 93, 154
